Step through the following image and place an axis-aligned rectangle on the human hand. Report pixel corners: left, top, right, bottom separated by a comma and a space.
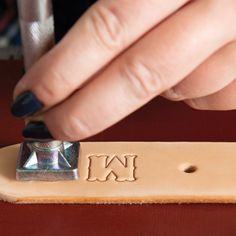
11, 0, 236, 141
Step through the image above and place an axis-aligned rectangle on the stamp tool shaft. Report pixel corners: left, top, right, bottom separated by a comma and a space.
16, 0, 79, 181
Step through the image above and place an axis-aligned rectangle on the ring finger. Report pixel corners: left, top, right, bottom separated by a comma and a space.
163, 41, 236, 101
186, 80, 236, 110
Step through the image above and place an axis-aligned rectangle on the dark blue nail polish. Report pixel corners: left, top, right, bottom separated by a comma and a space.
11, 91, 44, 118
23, 122, 54, 140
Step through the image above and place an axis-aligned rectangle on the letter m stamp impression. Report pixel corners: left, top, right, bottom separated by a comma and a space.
87, 154, 137, 182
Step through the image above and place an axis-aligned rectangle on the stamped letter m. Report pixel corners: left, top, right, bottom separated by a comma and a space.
87, 155, 137, 182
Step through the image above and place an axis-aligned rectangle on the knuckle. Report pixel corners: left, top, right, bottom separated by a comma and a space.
34, 67, 71, 105
35, 80, 56, 104
122, 58, 163, 99
88, 4, 125, 51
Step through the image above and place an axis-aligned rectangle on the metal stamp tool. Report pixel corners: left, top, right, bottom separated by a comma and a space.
16, 0, 79, 181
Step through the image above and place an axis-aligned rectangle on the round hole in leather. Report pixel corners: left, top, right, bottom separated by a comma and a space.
179, 163, 197, 174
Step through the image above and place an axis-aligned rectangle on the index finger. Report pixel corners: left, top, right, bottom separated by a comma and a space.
12, 0, 190, 117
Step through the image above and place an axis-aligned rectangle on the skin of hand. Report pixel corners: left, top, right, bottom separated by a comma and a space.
11, 0, 236, 141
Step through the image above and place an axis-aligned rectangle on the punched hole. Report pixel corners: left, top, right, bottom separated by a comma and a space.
179, 163, 197, 174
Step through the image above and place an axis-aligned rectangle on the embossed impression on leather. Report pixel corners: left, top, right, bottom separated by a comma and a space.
87, 154, 137, 182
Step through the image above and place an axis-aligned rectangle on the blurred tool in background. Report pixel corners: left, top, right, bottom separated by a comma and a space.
0, 0, 20, 59
0, 0, 97, 59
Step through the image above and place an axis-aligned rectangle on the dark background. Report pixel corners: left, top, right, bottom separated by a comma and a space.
53, 0, 97, 41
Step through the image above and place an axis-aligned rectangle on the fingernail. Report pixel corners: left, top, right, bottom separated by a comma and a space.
11, 91, 44, 118
23, 122, 54, 140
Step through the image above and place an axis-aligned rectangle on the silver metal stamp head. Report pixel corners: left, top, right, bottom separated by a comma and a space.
16, 141, 80, 181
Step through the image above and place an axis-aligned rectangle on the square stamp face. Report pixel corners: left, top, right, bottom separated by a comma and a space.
16, 141, 80, 181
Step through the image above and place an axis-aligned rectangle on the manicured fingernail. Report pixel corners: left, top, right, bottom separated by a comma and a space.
11, 91, 44, 118
23, 122, 53, 140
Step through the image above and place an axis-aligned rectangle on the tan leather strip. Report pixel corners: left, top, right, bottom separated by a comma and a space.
0, 142, 236, 204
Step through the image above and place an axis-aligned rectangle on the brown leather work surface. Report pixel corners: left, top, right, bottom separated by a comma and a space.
1, 60, 236, 235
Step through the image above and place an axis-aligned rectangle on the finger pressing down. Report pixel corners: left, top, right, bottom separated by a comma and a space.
24, 0, 236, 140
12, 0, 189, 118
